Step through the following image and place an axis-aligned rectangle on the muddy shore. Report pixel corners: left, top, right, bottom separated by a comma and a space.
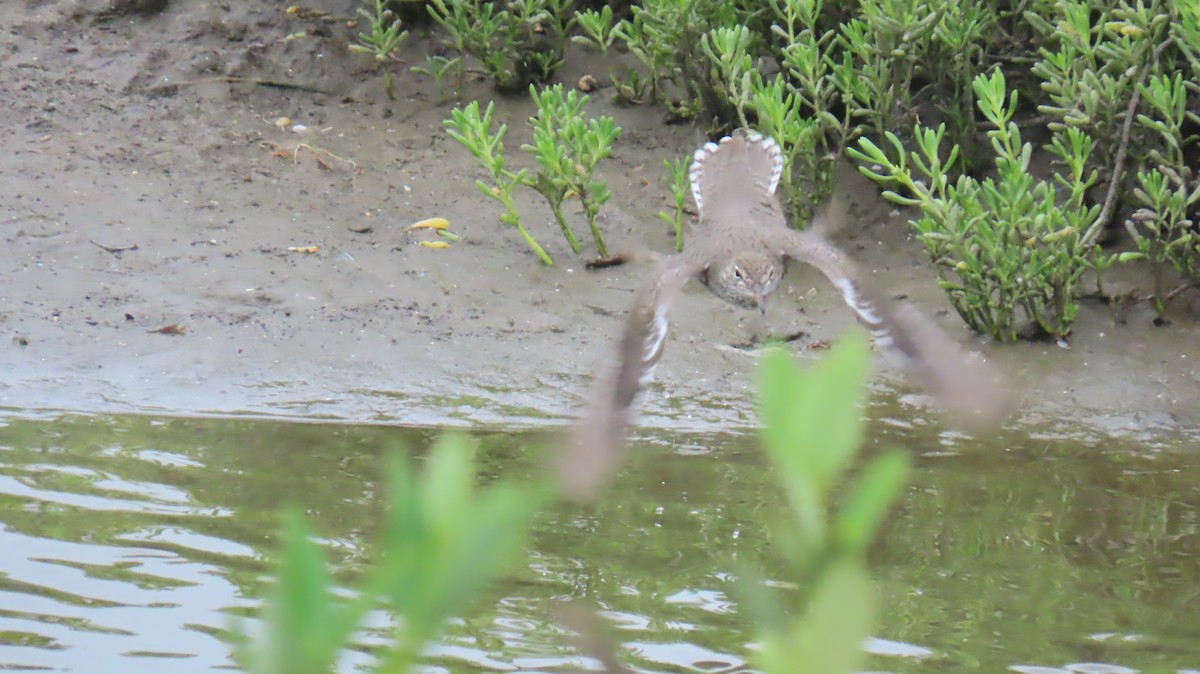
3, 1, 1197, 444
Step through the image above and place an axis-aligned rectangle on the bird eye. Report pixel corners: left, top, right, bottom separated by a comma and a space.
733, 267, 744, 281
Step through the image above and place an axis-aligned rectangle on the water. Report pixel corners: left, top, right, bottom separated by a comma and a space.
0, 412, 1196, 673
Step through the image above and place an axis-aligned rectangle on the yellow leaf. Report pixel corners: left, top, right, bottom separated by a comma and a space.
408, 217, 450, 231
1041, 227, 1076, 243
1105, 21, 1144, 36
419, 241, 451, 249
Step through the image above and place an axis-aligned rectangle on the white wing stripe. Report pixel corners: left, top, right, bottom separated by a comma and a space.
689, 163, 704, 211
833, 278, 884, 327
689, 145, 717, 211
639, 304, 669, 388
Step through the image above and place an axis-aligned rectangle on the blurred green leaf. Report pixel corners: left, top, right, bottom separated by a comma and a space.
374, 439, 548, 671
757, 562, 875, 674
421, 434, 474, 543
240, 511, 344, 674
757, 335, 870, 547
378, 450, 428, 623
729, 561, 788, 634
437, 481, 551, 623
833, 449, 911, 554
758, 334, 870, 495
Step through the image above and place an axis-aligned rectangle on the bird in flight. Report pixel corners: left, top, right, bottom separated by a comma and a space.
558, 130, 1011, 497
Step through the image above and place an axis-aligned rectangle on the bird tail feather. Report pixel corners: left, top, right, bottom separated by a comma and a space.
688, 130, 783, 214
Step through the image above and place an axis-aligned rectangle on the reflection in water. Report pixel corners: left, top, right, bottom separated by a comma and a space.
0, 413, 1196, 673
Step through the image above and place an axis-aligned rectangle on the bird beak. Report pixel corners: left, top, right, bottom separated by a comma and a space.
752, 285, 766, 315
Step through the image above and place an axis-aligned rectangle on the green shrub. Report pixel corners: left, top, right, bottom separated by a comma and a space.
1127, 72, 1200, 315
426, 0, 1200, 332
849, 70, 1111, 342
658, 156, 690, 252
1117, 0, 1200, 316
444, 100, 553, 265
748, 337, 910, 674
349, 0, 410, 100
427, 0, 573, 93
444, 86, 620, 264
522, 84, 622, 258
574, 0, 752, 120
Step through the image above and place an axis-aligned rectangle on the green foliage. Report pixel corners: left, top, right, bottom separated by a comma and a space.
923, 0, 1001, 169
522, 84, 622, 257
757, 0, 856, 218
410, 54, 463, 104
444, 88, 620, 264
834, 0, 935, 138
1027, 0, 1163, 173
349, 0, 409, 100
572, 4, 656, 106
849, 70, 1105, 341
427, 0, 572, 93
572, 5, 617, 51
444, 101, 552, 265
701, 24, 757, 128
569, 0, 1008, 216
238, 335, 907, 673
236, 511, 365, 674
236, 434, 549, 674
672, 0, 1002, 219
575, 0, 753, 119
1126, 70, 1200, 315
422, 0, 1200, 332
658, 156, 689, 252
373, 437, 548, 669
1023, 0, 1200, 317
748, 336, 911, 674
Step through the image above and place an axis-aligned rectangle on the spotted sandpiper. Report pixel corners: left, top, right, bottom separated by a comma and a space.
559, 130, 1011, 496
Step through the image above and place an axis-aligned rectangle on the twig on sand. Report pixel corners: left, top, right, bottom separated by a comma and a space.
142, 76, 328, 96
260, 141, 359, 171
585, 248, 662, 270
91, 239, 138, 253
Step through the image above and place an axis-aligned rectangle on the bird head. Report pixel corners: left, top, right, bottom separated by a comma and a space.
714, 253, 783, 313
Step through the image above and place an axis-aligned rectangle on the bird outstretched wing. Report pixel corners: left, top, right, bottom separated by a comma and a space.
778, 222, 1013, 430
557, 259, 702, 498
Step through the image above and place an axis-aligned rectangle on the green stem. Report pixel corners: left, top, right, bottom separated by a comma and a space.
582, 199, 607, 257
548, 200, 581, 254
517, 220, 554, 265
498, 188, 553, 266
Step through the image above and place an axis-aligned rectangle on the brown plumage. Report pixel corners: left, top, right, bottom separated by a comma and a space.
557, 130, 1012, 498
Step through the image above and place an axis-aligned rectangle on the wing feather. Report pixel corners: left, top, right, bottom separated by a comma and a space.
558, 261, 701, 498
780, 226, 1013, 430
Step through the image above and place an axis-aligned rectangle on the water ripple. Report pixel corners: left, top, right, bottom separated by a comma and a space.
0, 413, 1196, 673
